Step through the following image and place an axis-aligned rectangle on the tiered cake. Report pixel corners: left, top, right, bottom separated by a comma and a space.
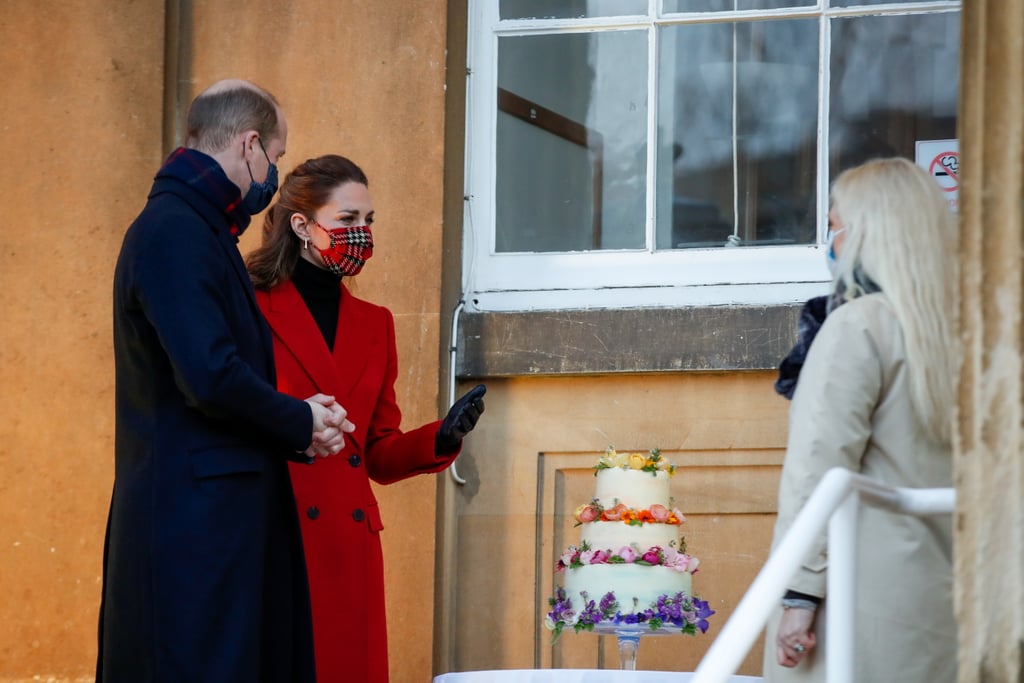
546, 448, 713, 639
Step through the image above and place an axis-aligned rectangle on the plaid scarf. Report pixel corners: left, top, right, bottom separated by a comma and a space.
156, 147, 251, 238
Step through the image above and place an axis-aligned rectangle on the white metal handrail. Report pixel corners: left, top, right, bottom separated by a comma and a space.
692, 467, 955, 683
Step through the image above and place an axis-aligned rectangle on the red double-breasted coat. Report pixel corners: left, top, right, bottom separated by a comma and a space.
256, 280, 458, 683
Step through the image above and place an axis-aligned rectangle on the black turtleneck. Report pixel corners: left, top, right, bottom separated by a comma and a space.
291, 258, 342, 350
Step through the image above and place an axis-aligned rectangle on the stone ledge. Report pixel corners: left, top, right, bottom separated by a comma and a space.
455, 304, 802, 377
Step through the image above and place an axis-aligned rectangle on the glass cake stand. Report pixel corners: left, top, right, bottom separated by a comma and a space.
590, 622, 680, 671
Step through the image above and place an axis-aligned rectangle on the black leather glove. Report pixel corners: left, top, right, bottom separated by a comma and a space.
436, 384, 486, 454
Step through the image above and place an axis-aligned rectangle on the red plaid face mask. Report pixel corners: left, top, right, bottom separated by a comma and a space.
313, 222, 374, 277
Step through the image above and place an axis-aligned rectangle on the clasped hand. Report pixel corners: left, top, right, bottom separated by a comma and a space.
304, 394, 356, 459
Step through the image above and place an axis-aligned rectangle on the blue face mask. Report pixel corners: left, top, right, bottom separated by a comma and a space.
242, 138, 279, 215
825, 228, 845, 276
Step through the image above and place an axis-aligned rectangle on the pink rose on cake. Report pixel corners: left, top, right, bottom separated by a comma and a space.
649, 504, 671, 523
663, 546, 700, 573
617, 546, 637, 563
601, 503, 628, 521
558, 546, 581, 572
641, 547, 663, 564
589, 548, 611, 564
574, 502, 602, 524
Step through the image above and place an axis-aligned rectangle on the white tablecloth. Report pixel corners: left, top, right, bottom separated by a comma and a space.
434, 671, 762, 683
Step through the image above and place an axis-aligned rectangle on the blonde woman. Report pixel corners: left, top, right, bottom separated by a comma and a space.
763, 157, 957, 683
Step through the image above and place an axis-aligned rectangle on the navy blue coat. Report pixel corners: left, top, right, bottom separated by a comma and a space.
99, 151, 317, 683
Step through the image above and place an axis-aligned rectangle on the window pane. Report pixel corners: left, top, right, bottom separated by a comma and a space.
656, 19, 819, 249
829, 12, 959, 180
500, 0, 646, 20
663, 0, 813, 11
496, 31, 648, 252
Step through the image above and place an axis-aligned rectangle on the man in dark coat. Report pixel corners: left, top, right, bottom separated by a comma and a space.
98, 79, 354, 683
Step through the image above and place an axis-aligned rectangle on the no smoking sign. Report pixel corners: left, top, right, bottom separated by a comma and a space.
916, 139, 959, 212
928, 151, 959, 192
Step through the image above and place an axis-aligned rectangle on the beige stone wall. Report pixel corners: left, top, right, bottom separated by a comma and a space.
0, 1, 165, 679
0, 1, 449, 680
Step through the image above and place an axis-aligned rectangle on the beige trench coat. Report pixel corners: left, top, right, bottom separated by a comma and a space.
762, 293, 955, 683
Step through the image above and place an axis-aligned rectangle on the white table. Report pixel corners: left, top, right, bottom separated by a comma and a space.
434, 671, 762, 683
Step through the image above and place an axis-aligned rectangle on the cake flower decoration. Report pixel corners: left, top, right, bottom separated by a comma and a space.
596, 447, 676, 476
572, 500, 686, 527
601, 503, 624, 521
546, 587, 715, 641
555, 541, 699, 574
573, 503, 601, 523
617, 545, 638, 563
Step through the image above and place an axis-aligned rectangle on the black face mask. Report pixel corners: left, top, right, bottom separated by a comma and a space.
242, 138, 278, 215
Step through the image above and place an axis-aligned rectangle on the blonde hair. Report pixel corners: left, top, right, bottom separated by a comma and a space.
830, 157, 957, 444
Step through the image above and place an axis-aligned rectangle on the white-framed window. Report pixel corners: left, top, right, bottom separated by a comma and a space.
463, 0, 960, 312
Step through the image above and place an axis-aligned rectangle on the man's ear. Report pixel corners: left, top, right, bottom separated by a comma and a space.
241, 130, 261, 163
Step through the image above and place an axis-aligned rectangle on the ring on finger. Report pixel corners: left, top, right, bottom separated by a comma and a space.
793, 642, 805, 654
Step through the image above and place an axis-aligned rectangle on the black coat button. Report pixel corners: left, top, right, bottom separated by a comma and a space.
348, 453, 362, 467
352, 508, 365, 522
307, 506, 320, 520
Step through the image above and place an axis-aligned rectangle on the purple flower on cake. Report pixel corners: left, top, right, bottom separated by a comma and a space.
656, 594, 684, 623
694, 598, 715, 632
577, 597, 604, 628
546, 587, 579, 636
547, 589, 621, 639
545, 588, 715, 641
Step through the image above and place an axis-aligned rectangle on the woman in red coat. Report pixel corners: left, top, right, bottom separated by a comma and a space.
246, 154, 485, 682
